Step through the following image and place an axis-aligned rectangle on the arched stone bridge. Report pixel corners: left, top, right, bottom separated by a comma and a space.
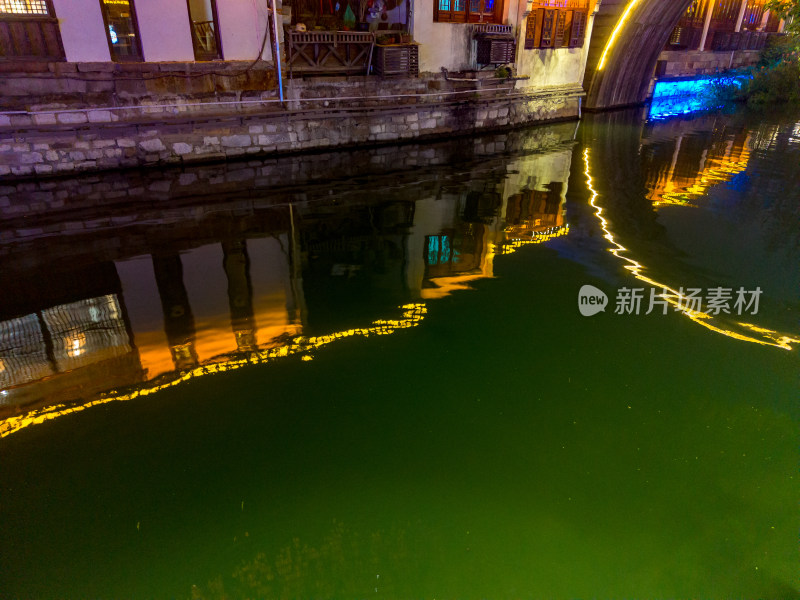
584, 0, 695, 110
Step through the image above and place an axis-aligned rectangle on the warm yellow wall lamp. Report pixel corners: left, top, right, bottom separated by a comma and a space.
597, 0, 643, 70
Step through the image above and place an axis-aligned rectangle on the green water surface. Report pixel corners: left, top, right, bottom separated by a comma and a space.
0, 109, 798, 599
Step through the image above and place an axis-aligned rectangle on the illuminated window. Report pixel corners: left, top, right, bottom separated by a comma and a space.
425, 235, 466, 265
98, 0, 142, 61
0, 0, 49, 15
435, 0, 502, 24
0, 0, 65, 61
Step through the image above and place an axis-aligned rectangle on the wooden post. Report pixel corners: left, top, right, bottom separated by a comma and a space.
698, 0, 715, 51
734, 0, 747, 32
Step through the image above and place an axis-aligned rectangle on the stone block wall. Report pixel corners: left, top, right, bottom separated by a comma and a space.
656, 49, 761, 79
0, 122, 578, 254
0, 81, 582, 179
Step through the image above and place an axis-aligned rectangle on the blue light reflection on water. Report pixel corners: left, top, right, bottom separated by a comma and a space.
648, 76, 745, 120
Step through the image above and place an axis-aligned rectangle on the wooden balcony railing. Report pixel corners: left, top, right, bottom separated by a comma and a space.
666, 27, 782, 52
285, 30, 375, 75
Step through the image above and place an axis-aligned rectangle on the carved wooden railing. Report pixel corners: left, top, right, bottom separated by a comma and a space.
285, 30, 375, 75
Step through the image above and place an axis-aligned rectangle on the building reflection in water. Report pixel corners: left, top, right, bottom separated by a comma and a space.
583, 112, 800, 351
641, 116, 752, 206
0, 127, 573, 435
4, 113, 795, 435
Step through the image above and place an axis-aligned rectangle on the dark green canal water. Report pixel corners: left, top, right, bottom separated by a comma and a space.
1, 108, 798, 599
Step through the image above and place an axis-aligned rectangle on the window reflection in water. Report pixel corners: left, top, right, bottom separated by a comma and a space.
642, 117, 752, 206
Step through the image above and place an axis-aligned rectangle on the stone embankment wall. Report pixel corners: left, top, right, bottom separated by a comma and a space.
0, 123, 578, 255
0, 75, 582, 180
655, 49, 761, 80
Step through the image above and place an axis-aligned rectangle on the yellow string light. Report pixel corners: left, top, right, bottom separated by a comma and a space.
597, 0, 643, 70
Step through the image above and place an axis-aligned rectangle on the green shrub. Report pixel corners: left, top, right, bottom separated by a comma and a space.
702, 41, 800, 111
740, 57, 800, 108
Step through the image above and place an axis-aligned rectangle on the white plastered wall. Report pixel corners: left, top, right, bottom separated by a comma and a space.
414, 0, 522, 73
216, 0, 273, 61
136, 0, 195, 61
51, 0, 111, 62
415, 21, 472, 71
515, 48, 586, 87
413, 0, 594, 88
513, 3, 597, 89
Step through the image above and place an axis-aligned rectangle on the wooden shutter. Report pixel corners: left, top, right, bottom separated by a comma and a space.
553, 10, 567, 48
568, 9, 587, 47
539, 8, 555, 48
0, 0, 64, 61
524, 9, 539, 49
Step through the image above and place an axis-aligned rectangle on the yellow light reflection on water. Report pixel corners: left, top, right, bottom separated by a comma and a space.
0, 304, 428, 439
647, 138, 751, 207
0, 213, 575, 438
495, 225, 570, 256
583, 148, 799, 351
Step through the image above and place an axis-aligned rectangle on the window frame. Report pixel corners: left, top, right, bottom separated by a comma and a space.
434, 0, 503, 25
0, 0, 66, 61
185, 0, 223, 61
98, 0, 144, 62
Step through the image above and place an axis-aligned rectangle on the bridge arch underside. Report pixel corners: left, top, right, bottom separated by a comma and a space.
585, 0, 694, 111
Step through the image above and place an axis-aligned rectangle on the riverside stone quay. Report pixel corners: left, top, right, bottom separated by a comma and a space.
0, 0, 786, 178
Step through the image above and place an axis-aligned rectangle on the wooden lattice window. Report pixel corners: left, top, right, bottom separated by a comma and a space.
0, 0, 49, 15
539, 8, 555, 47
568, 9, 586, 47
553, 9, 567, 47
524, 10, 538, 48
524, 6, 586, 49
0, 0, 65, 61
435, 0, 502, 24
764, 9, 781, 32
678, 0, 711, 28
